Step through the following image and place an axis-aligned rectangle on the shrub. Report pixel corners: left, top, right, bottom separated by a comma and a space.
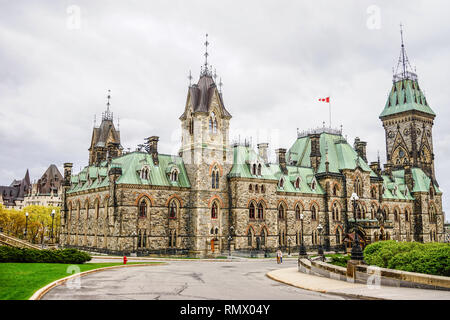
363, 241, 450, 276
0, 246, 91, 264
328, 254, 351, 267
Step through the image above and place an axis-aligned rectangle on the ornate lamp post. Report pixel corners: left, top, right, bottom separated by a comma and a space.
350, 193, 364, 261
50, 209, 55, 243
299, 213, 307, 256
317, 224, 324, 261
24, 212, 29, 239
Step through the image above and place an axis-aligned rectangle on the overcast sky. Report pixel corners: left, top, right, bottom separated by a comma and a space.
0, 1, 449, 220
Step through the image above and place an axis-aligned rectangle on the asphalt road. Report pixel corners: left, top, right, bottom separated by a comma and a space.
41, 258, 349, 300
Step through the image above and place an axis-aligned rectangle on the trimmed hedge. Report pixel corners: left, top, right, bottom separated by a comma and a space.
363, 241, 450, 277
0, 246, 91, 264
328, 254, 351, 267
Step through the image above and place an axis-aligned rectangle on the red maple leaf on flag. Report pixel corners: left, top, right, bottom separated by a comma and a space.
318, 97, 330, 103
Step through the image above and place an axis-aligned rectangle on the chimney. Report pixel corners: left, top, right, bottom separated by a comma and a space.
257, 143, 269, 163
63, 163, 73, 187
369, 161, 381, 176
146, 136, 159, 165
275, 148, 288, 174
309, 134, 321, 172
354, 137, 367, 162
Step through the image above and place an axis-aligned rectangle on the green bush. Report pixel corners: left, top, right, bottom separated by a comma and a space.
363, 241, 450, 276
0, 246, 91, 264
328, 254, 351, 267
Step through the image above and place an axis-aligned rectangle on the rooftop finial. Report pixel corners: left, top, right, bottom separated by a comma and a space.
188, 70, 193, 86
394, 23, 417, 82
219, 77, 223, 93
204, 33, 209, 70
102, 89, 113, 121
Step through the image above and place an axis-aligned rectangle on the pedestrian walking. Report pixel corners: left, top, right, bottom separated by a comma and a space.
276, 249, 281, 264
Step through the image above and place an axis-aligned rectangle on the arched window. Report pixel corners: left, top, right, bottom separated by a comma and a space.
371, 187, 377, 199
170, 169, 178, 182
209, 118, 213, 133
394, 209, 399, 222
278, 204, 285, 220
249, 184, 253, 192
261, 229, 266, 246
211, 202, 218, 219
295, 204, 302, 220
333, 184, 338, 196
355, 177, 363, 197
141, 166, 150, 180
211, 167, 220, 189
371, 204, 377, 220
332, 202, 340, 221
249, 202, 256, 219
311, 205, 317, 220
336, 229, 341, 244
257, 164, 262, 176
95, 199, 100, 219
405, 209, 410, 222
248, 229, 253, 247
213, 119, 218, 134
261, 185, 265, 193
169, 200, 178, 219
252, 164, 257, 175
255, 185, 259, 193
257, 202, 264, 219
430, 187, 434, 199
279, 178, 284, 189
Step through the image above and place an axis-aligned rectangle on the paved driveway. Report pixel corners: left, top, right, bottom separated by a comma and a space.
41, 258, 348, 300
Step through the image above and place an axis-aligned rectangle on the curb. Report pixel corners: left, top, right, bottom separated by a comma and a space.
29, 262, 166, 301
265, 271, 385, 301
91, 256, 235, 262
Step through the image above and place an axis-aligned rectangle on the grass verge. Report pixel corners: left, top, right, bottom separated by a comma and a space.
0, 262, 160, 300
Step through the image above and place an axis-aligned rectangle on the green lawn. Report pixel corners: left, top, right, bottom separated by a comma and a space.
0, 262, 159, 300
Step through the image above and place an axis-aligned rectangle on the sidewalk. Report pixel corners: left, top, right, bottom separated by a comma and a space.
267, 267, 450, 300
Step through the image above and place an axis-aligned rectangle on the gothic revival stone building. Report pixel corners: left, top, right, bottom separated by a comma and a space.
60, 36, 445, 256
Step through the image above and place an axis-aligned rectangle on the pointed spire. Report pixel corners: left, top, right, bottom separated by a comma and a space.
102, 89, 113, 121
200, 34, 212, 77
188, 70, 193, 86
393, 23, 417, 82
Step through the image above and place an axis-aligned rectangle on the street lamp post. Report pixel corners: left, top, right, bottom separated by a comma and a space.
317, 224, 324, 261
350, 193, 364, 261
50, 209, 55, 244
299, 214, 307, 257
24, 212, 29, 239
288, 238, 291, 256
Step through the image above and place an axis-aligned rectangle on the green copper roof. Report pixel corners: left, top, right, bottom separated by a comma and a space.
229, 145, 278, 180
287, 132, 377, 177
68, 151, 190, 193
380, 79, 435, 118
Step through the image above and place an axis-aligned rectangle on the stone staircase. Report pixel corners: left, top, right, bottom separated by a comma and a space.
0, 232, 42, 250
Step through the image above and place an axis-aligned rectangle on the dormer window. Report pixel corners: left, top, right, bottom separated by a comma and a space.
311, 179, 316, 191
170, 168, 179, 182
141, 166, 150, 180
252, 164, 257, 175
393, 185, 398, 196
257, 164, 262, 176
279, 177, 284, 189
295, 177, 301, 189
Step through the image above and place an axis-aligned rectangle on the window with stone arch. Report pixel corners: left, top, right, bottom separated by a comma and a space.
260, 228, 266, 246
405, 208, 410, 222
332, 202, 340, 221
249, 202, 256, 220
332, 184, 339, 196
311, 204, 318, 221
257, 202, 264, 220
255, 184, 259, 193
394, 208, 399, 222
252, 163, 257, 175
429, 186, 435, 200
138, 198, 149, 218
95, 198, 100, 220
211, 201, 219, 219
371, 203, 377, 220
295, 203, 303, 220
168, 199, 179, 219
354, 176, 363, 197
371, 186, 377, 199
257, 163, 262, 176
261, 185, 265, 193
247, 228, 253, 247
85, 200, 89, 219
278, 203, 286, 220
335, 228, 342, 244
429, 205, 436, 223
249, 184, 253, 192
211, 166, 220, 189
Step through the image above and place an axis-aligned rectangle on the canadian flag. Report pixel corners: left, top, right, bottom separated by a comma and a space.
318, 97, 330, 103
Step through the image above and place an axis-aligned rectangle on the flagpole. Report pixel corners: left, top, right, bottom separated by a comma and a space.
329, 98, 331, 128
